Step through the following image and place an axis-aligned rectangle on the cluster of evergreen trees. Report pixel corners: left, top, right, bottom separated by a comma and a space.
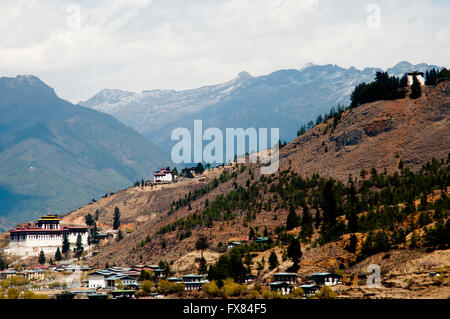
425, 68, 450, 86
350, 72, 407, 108
297, 104, 349, 137
154, 154, 449, 265
169, 169, 240, 213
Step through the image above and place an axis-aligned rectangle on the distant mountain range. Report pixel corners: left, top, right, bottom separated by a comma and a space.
0, 75, 171, 231
79, 61, 442, 151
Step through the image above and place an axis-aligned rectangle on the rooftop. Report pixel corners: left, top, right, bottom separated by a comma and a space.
273, 273, 299, 276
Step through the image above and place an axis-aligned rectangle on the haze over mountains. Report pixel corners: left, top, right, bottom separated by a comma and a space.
79, 61, 441, 151
0, 75, 171, 231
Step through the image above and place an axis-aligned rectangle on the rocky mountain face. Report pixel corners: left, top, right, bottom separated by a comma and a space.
79, 61, 441, 151
0, 75, 172, 231
279, 80, 450, 180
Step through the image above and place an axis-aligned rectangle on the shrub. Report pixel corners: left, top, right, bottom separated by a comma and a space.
141, 280, 154, 293
157, 280, 184, 294
315, 286, 336, 299
291, 287, 304, 298
222, 279, 247, 298
21, 290, 48, 299
203, 281, 221, 297
247, 289, 260, 299
6, 287, 20, 299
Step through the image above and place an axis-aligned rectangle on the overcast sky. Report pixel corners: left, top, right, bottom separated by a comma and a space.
0, 0, 448, 103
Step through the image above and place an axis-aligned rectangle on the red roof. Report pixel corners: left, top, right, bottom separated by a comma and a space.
154, 172, 166, 176
10, 226, 87, 233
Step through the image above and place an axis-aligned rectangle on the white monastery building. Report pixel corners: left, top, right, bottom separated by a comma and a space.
406, 72, 425, 86
153, 168, 173, 183
3, 214, 88, 257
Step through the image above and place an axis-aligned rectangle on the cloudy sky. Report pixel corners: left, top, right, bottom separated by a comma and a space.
0, 0, 448, 103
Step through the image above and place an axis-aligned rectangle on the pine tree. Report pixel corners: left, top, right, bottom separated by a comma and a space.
198, 257, 208, 275
84, 213, 95, 227
195, 163, 205, 174
0, 253, 7, 271
268, 251, 279, 270
319, 179, 344, 244
286, 206, 299, 230
116, 230, 123, 242
88, 223, 99, 245
410, 75, 422, 99
38, 250, 46, 265
249, 227, 256, 240
287, 238, 302, 272
113, 207, 121, 230
195, 235, 209, 259
62, 234, 70, 258
399, 74, 408, 88
345, 234, 358, 254
346, 183, 359, 233
55, 247, 62, 261
74, 234, 84, 258
300, 204, 314, 240
244, 253, 253, 274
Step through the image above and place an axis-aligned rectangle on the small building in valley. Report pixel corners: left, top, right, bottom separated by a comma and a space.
272, 273, 299, 284
299, 284, 320, 297
306, 272, 342, 286
269, 273, 299, 295
182, 274, 209, 291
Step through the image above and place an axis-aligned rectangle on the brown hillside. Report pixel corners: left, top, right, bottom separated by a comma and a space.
74, 82, 449, 271
60, 167, 227, 228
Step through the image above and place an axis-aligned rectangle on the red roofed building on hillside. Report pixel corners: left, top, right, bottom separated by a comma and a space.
153, 167, 173, 182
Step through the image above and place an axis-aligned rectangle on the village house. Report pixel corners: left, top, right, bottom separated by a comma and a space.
254, 237, 269, 244
167, 277, 184, 283
245, 275, 257, 284
131, 264, 165, 280
269, 281, 295, 295
306, 272, 342, 286
227, 241, 242, 250
0, 267, 46, 281
0, 269, 19, 279
153, 168, 173, 183
299, 284, 320, 297
88, 270, 113, 289
272, 273, 299, 284
182, 274, 209, 291
269, 273, 299, 295
88, 267, 140, 289
22, 268, 45, 281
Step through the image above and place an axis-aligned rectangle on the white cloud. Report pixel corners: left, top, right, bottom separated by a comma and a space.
0, 0, 448, 103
